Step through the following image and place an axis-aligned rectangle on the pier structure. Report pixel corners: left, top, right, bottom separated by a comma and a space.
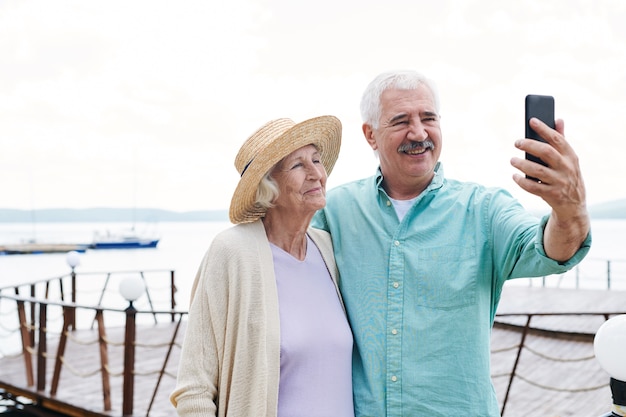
0, 268, 185, 417
0, 244, 89, 255
0, 268, 625, 416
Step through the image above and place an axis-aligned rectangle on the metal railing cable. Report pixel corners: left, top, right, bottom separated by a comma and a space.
493, 311, 625, 416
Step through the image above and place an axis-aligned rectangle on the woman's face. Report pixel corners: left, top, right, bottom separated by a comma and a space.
269, 144, 327, 215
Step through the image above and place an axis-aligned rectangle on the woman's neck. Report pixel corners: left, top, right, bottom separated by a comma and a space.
262, 211, 311, 260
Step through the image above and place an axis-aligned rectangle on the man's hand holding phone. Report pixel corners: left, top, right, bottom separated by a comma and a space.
510, 94, 590, 263
510, 95, 586, 220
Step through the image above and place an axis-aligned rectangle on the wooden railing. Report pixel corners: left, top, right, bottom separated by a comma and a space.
0, 270, 187, 416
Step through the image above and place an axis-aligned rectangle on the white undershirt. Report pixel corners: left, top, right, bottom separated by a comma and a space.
389, 196, 418, 221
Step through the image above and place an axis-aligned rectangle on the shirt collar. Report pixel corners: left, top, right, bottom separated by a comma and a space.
375, 161, 445, 192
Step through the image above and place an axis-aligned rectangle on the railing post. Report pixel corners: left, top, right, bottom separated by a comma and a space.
146, 313, 184, 416
37, 302, 47, 392
139, 272, 158, 324
122, 302, 137, 416
51, 306, 73, 395
70, 269, 77, 330
607, 260, 611, 290
91, 273, 112, 330
170, 270, 176, 322
16, 300, 34, 387
95, 309, 112, 411
501, 314, 532, 417
30, 285, 36, 348
58, 277, 65, 302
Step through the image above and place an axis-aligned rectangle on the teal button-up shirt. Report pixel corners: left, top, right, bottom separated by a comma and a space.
312, 164, 591, 417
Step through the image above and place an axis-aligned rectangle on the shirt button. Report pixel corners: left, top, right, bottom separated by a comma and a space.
391, 329, 398, 335
394, 240, 400, 246
386, 200, 391, 206
391, 375, 398, 382
393, 282, 399, 288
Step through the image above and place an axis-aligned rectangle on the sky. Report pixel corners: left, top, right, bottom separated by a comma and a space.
1, 0, 625, 213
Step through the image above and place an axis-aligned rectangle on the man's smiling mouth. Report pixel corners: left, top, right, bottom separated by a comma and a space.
398, 140, 434, 155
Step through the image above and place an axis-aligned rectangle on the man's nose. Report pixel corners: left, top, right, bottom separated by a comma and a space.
408, 121, 428, 141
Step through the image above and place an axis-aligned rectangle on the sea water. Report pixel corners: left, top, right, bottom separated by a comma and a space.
0, 221, 232, 304
1, 219, 625, 302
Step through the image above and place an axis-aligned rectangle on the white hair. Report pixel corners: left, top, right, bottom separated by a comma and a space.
360, 70, 440, 129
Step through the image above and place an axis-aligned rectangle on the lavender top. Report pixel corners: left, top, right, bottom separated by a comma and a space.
271, 235, 354, 417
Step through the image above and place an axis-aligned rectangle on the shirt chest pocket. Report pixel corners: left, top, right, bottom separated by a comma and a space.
412, 245, 478, 310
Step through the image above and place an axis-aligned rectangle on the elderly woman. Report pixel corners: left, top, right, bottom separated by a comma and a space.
170, 116, 354, 417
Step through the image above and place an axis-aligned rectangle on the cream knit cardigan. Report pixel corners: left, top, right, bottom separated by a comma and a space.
170, 220, 343, 417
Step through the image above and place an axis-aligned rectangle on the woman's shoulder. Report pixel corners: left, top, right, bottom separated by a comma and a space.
307, 226, 331, 242
208, 221, 267, 256
307, 226, 334, 258
213, 221, 265, 242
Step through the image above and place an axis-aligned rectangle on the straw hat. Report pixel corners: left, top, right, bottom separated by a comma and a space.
229, 115, 342, 224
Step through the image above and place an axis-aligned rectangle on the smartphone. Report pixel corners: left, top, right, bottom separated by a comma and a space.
525, 94, 555, 181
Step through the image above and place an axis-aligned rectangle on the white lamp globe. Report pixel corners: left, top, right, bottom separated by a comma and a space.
594, 314, 626, 382
66, 251, 81, 269
119, 276, 145, 302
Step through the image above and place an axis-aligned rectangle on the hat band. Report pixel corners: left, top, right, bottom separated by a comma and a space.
240, 159, 254, 177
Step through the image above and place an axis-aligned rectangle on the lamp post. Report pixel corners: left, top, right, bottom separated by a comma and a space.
65, 251, 80, 330
119, 276, 145, 416
594, 314, 626, 417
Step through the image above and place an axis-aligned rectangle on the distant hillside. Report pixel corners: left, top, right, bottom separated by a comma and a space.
0, 199, 624, 222
588, 198, 626, 219
0, 208, 229, 223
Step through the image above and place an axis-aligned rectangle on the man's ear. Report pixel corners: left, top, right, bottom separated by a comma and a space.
363, 123, 377, 150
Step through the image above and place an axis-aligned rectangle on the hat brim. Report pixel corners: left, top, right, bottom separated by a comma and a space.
229, 115, 341, 224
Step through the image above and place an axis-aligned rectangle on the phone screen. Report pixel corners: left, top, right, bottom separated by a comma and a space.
525, 94, 555, 180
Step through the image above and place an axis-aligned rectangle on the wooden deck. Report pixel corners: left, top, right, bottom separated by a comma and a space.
1, 284, 625, 417
491, 285, 626, 417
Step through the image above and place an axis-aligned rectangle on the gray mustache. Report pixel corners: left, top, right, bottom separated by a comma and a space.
398, 139, 435, 153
